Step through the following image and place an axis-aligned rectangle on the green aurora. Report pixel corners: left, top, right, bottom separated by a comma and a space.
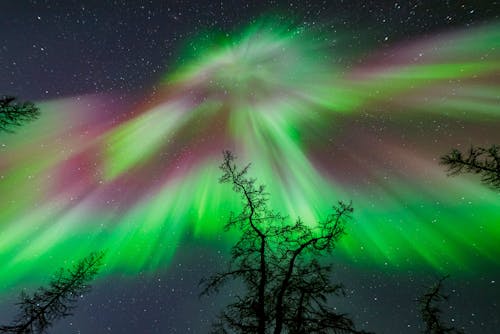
0, 19, 499, 291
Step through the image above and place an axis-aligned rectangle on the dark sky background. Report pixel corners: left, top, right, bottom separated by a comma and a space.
1, 1, 499, 333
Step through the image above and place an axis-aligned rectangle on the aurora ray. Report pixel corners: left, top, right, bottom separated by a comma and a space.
0, 19, 499, 290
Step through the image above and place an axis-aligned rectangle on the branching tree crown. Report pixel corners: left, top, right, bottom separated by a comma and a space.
0, 251, 105, 334
201, 151, 368, 334
0, 96, 40, 133
418, 275, 464, 334
440, 145, 500, 190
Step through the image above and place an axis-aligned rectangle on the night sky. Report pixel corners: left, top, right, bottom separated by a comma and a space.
1, 1, 499, 333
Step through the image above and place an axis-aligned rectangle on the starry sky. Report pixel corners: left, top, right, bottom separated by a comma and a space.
0, 1, 499, 333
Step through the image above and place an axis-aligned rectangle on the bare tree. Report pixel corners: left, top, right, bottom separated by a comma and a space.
0, 251, 105, 334
418, 275, 464, 334
201, 151, 368, 334
441, 145, 500, 190
0, 96, 40, 133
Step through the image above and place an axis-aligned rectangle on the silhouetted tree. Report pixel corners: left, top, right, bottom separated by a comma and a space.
0, 96, 40, 133
418, 275, 463, 334
201, 151, 368, 334
441, 145, 500, 190
0, 251, 105, 334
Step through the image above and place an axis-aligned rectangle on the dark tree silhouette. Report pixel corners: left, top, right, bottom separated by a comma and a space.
440, 145, 500, 190
418, 275, 463, 334
0, 96, 40, 133
201, 151, 368, 334
0, 251, 105, 334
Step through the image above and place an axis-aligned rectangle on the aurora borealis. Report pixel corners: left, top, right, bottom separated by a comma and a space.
1, 1, 499, 333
